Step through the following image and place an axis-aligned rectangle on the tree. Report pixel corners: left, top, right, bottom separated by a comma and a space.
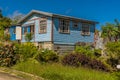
0, 9, 3, 18
114, 19, 120, 31
25, 33, 33, 42
0, 10, 11, 29
0, 10, 11, 41
11, 14, 24, 25
101, 23, 118, 42
114, 19, 120, 40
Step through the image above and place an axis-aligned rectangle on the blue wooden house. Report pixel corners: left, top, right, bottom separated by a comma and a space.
9, 10, 98, 52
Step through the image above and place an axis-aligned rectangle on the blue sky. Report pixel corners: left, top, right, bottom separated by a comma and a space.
0, 0, 120, 30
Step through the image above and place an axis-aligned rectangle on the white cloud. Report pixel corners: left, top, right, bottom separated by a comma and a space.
8, 10, 25, 19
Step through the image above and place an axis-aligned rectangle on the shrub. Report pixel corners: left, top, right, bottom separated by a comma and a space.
75, 45, 102, 59
4, 33, 10, 41
75, 45, 94, 58
89, 59, 108, 71
105, 42, 120, 68
94, 49, 101, 58
0, 42, 19, 67
62, 53, 109, 71
62, 53, 91, 67
62, 53, 81, 67
35, 49, 59, 62
107, 58, 119, 68
25, 33, 33, 42
14, 42, 38, 61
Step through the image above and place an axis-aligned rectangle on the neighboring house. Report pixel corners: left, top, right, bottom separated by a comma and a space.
9, 10, 98, 52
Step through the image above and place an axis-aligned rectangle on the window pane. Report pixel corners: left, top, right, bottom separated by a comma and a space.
82, 24, 90, 35
24, 27, 27, 34
39, 17, 47, 33
59, 19, 69, 33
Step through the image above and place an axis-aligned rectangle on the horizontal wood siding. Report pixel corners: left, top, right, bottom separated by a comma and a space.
35, 17, 52, 42
53, 18, 95, 45
54, 44, 74, 53
21, 14, 52, 42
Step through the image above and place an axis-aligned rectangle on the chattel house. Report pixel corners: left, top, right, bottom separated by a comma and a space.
9, 10, 98, 52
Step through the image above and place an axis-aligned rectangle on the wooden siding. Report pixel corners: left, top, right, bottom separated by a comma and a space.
34, 17, 52, 42
53, 18, 95, 45
54, 44, 74, 53
21, 14, 52, 42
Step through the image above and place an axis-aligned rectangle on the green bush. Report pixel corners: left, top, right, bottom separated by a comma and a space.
94, 49, 101, 57
25, 33, 33, 42
14, 42, 38, 61
75, 45, 94, 58
0, 42, 19, 67
75, 45, 103, 59
4, 33, 10, 41
105, 42, 120, 68
35, 49, 59, 62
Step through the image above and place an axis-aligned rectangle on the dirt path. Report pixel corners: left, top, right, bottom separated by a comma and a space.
0, 72, 25, 80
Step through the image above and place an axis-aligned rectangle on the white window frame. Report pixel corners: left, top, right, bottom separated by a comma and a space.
59, 19, 70, 33
81, 23, 90, 35
39, 17, 47, 34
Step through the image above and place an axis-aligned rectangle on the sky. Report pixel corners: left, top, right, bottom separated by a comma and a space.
1, 0, 120, 30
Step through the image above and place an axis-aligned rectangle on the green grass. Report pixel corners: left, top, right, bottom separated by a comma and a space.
12, 59, 117, 80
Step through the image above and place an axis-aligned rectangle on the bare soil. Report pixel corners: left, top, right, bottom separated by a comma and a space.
0, 72, 25, 80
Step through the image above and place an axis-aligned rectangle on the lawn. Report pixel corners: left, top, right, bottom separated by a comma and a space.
12, 59, 117, 80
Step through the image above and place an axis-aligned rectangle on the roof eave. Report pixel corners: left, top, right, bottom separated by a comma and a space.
17, 10, 53, 24
53, 14, 98, 24
17, 10, 98, 25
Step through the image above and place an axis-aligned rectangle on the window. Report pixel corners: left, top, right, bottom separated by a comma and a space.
59, 19, 69, 33
73, 21, 78, 28
24, 27, 27, 35
81, 24, 90, 35
30, 25, 34, 33
39, 17, 47, 33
